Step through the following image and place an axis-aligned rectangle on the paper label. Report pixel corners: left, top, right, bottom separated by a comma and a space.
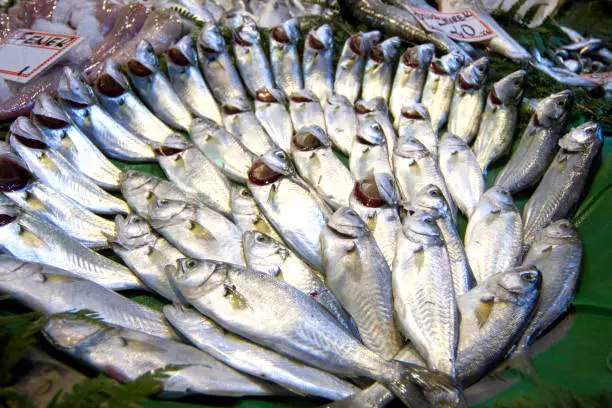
580, 71, 612, 85
0, 29, 85, 84
406, 7, 497, 42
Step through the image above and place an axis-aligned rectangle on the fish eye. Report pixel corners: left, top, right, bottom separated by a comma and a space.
240, 188, 252, 197
255, 234, 266, 243
521, 271, 538, 283
346, 209, 358, 217
185, 259, 198, 269
429, 189, 439, 197
159, 199, 169, 206
275, 151, 286, 159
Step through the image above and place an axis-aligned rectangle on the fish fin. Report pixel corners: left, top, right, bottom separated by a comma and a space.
19, 228, 47, 248
503, 351, 538, 381
475, 296, 495, 328
407, 158, 417, 166
413, 245, 424, 253
223, 283, 249, 310
267, 184, 277, 204
189, 220, 215, 241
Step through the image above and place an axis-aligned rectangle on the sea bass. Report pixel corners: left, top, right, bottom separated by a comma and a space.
350, 118, 393, 181
289, 90, 326, 131
303, 24, 334, 105
222, 96, 277, 157
324, 94, 357, 155
397, 103, 437, 156
230, 185, 282, 241
269, 18, 303, 98
232, 20, 275, 97
355, 97, 397, 159
254, 88, 293, 153
362, 36, 401, 103
335, 31, 381, 104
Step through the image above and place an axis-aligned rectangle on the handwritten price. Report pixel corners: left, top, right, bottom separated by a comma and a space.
407, 7, 497, 43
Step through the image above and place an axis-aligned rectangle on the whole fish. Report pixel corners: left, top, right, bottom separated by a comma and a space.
166, 35, 222, 124
269, 18, 303, 98
389, 44, 435, 129
230, 185, 282, 241
32, 93, 122, 190
465, 187, 522, 284
355, 97, 397, 159
289, 90, 326, 131
247, 149, 331, 270
190, 117, 255, 185
43, 317, 281, 397
472, 70, 526, 173
232, 20, 275, 97
421, 51, 465, 133
9, 118, 129, 215
522, 122, 602, 246
303, 24, 334, 105
169, 258, 459, 406
324, 94, 357, 155
163, 304, 360, 400
291, 125, 354, 209
438, 133, 485, 217
447, 57, 489, 144
350, 118, 393, 181
321, 207, 404, 359
222, 97, 277, 157
348, 173, 401, 269
397, 103, 437, 156
197, 22, 248, 105
147, 198, 243, 266
110, 215, 184, 302
156, 140, 232, 218
494, 90, 572, 194
516, 220, 582, 351
334, 31, 382, 104
57, 67, 156, 163
254, 88, 293, 153
362, 36, 401, 103
0, 257, 175, 339
125, 40, 193, 131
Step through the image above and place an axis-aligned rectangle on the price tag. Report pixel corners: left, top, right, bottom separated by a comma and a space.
0, 29, 85, 84
406, 6, 497, 43
580, 71, 612, 85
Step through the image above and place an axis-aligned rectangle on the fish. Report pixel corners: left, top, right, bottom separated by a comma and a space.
389, 44, 435, 129
166, 35, 222, 124
255, 0, 292, 28
163, 304, 360, 400
289, 90, 327, 132
348, 173, 401, 269
57, 67, 156, 163
464, 187, 522, 284
321, 207, 404, 359
522, 122, 603, 246
303, 24, 334, 105
269, 18, 303, 98
447, 57, 489, 144
247, 149, 331, 270
189, 117, 255, 185
168, 258, 460, 406
230, 185, 282, 241
232, 20, 275, 98
397, 103, 438, 156
155, 0, 217, 24
32, 93, 123, 191
197, 22, 248, 105
494, 90, 572, 194
355, 97, 397, 160
438, 133, 485, 217
350, 118, 393, 181
421, 51, 465, 133
334, 31, 382, 104
291, 125, 355, 209
9, 118, 130, 215
472, 70, 526, 173
43, 317, 282, 397
109, 215, 184, 302
362, 36, 401, 103
254, 88, 293, 153
125, 40, 193, 132
324, 94, 357, 156
222, 96, 277, 157
515, 220, 582, 351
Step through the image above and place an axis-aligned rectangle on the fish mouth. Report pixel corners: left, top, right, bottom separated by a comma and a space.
168, 46, 192, 67
272, 26, 291, 44
293, 126, 327, 151
255, 89, 280, 103
95, 73, 127, 98
401, 104, 428, 120
127, 60, 153, 77
0, 155, 32, 192
248, 160, 281, 186
289, 92, 315, 103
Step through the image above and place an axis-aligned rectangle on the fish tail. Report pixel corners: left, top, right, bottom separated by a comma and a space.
318, 381, 393, 408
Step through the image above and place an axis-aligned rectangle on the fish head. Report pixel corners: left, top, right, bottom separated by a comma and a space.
292, 125, 331, 151
190, 116, 221, 139
394, 135, 427, 158
434, 50, 465, 75
483, 186, 515, 213
0, 149, 32, 193
168, 258, 229, 301
353, 173, 397, 208
167, 35, 197, 67
537, 219, 579, 243
148, 197, 192, 226
289, 89, 318, 105
402, 210, 443, 246
440, 132, 468, 152
401, 43, 435, 69
369, 36, 401, 63
271, 18, 300, 45
242, 231, 287, 274
31, 94, 71, 149
43, 317, 107, 351
198, 23, 226, 54
222, 96, 251, 115
495, 265, 541, 305
409, 184, 449, 218
255, 88, 284, 104
111, 214, 156, 250
57, 67, 96, 106
326, 94, 351, 109
0, 255, 43, 282
558, 122, 602, 153
356, 119, 385, 146
327, 206, 367, 238
400, 103, 430, 123
259, 148, 294, 176
153, 134, 192, 157
234, 20, 260, 46
355, 97, 386, 115
120, 170, 155, 195
127, 40, 159, 77
456, 57, 489, 90
229, 185, 258, 215
490, 70, 526, 106
9, 117, 49, 160
95, 59, 130, 98
348, 30, 381, 56
533, 90, 572, 128
307, 24, 333, 51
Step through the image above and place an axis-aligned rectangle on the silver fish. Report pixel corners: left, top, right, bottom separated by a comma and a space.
197, 22, 248, 105
303, 24, 334, 105
291, 125, 354, 209
247, 149, 330, 270
472, 70, 526, 173
350, 118, 393, 181
494, 90, 572, 194
222, 96, 277, 157
334, 31, 382, 104
289, 90, 326, 131
362, 36, 401, 103
389, 44, 435, 129
110, 214, 184, 302
57, 67, 156, 163
163, 304, 360, 400
269, 18, 303, 98
190, 117, 255, 185
397, 103, 438, 156
522, 122, 602, 246
256, 0, 292, 28
147, 198, 244, 265
230, 185, 282, 241
438, 133, 485, 217
447, 57, 489, 144
321, 207, 404, 359
254, 88, 293, 153
355, 97, 397, 160
125, 40, 193, 131
9, 119, 130, 215
0, 257, 175, 339
464, 187, 522, 284
421, 51, 465, 133
324, 94, 357, 155
232, 21, 275, 98
32, 93, 123, 190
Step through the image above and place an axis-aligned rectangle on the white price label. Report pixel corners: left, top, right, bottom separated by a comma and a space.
406, 7, 497, 43
0, 29, 85, 84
